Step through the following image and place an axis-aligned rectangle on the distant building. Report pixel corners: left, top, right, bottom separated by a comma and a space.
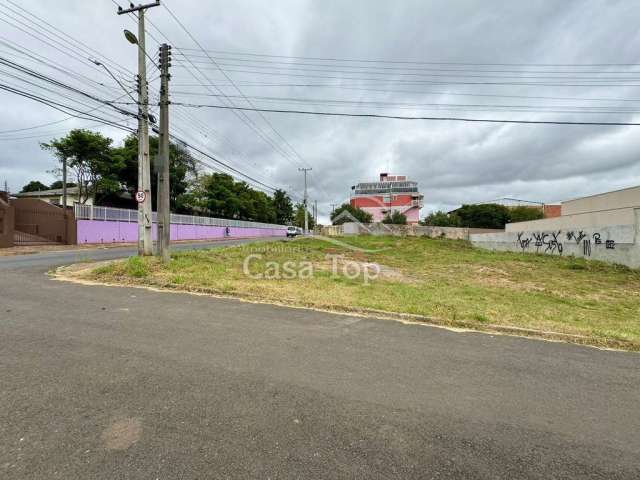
504, 184, 640, 232
543, 204, 562, 218
350, 173, 423, 224
450, 196, 561, 219
15, 186, 93, 206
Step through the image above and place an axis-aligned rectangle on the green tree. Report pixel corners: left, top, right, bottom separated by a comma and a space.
421, 210, 461, 227
41, 129, 121, 203
199, 173, 241, 219
294, 203, 315, 230
455, 204, 511, 229
272, 189, 293, 224
111, 134, 198, 211
509, 206, 544, 223
20, 180, 49, 193
330, 203, 373, 225
382, 210, 407, 225
49, 180, 77, 189
179, 172, 279, 223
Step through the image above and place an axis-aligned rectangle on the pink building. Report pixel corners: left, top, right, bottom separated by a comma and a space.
350, 173, 423, 224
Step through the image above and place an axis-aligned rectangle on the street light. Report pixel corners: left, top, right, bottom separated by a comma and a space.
124, 29, 138, 45
89, 57, 138, 104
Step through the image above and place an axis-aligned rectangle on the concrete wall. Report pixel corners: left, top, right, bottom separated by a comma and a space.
76, 219, 286, 244
562, 185, 640, 216
505, 207, 636, 233
471, 209, 640, 269
0, 195, 14, 248
327, 222, 502, 240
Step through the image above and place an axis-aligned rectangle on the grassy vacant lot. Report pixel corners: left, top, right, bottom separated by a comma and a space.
79, 236, 640, 350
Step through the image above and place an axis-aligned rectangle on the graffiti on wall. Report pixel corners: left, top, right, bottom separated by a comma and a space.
516, 230, 616, 257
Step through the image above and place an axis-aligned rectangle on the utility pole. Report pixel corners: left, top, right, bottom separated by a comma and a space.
330, 203, 338, 214
156, 43, 171, 262
314, 199, 318, 227
117, 0, 159, 256
298, 167, 312, 234
62, 156, 68, 244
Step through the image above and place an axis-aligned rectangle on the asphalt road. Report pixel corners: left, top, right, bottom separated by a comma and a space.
1, 239, 639, 479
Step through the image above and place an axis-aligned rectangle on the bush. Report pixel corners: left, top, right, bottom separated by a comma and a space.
456, 204, 511, 229
423, 204, 544, 229
382, 210, 407, 224
125, 256, 150, 277
331, 203, 373, 225
422, 210, 461, 227
509, 206, 544, 223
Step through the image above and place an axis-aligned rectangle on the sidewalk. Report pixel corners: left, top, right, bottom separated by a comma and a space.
0, 237, 267, 257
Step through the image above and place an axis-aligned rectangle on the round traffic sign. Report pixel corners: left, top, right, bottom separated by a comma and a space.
135, 190, 146, 203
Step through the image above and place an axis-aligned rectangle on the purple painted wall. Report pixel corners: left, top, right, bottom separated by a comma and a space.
76, 219, 286, 244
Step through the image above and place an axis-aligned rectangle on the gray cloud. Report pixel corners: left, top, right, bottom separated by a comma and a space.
1, 0, 640, 224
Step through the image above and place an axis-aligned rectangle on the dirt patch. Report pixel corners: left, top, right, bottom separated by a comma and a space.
55, 260, 115, 276
101, 417, 142, 450
315, 257, 417, 283
468, 265, 547, 293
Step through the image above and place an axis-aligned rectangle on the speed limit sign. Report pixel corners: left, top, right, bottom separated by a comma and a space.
135, 190, 146, 203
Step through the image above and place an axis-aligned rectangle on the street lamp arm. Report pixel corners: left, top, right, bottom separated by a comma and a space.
89, 58, 138, 105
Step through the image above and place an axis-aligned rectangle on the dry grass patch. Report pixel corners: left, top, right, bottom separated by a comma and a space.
61, 236, 640, 351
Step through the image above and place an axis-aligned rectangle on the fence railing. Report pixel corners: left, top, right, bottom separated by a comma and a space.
74, 204, 287, 230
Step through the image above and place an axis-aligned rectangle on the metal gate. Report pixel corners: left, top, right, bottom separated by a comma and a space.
12, 198, 76, 245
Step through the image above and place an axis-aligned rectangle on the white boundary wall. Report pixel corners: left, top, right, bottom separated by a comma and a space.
471, 209, 640, 268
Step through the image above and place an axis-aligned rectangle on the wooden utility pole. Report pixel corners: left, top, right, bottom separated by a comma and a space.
117, 0, 159, 256
156, 43, 171, 262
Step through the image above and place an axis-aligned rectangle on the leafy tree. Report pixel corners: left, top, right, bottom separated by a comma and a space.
421, 210, 462, 227
178, 172, 280, 223
294, 203, 315, 230
198, 173, 241, 219
41, 129, 121, 203
272, 189, 293, 224
382, 210, 407, 225
111, 134, 198, 211
455, 204, 511, 229
330, 203, 373, 225
509, 206, 544, 223
20, 180, 49, 193
49, 180, 77, 189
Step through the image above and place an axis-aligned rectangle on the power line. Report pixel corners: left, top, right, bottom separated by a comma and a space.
0, 122, 115, 141
0, 9, 130, 88
0, 55, 139, 119
0, 89, 137, 134
144, 14, 307, 172
0, 82, 136, 132
172, 102, 640, 126
170, 65, 640, 87
161, 1, 311, 170
171, 59, 640, 82
166, 92, 640, 114
173, 47, 640, 68
170, 81, 640, 107
1, 0, 133, 80
169, 133, 279, 192
135, 7, 308, 199
174, 53, 640, 75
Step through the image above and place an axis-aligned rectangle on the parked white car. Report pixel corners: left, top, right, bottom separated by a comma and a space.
286, 226, 300, 237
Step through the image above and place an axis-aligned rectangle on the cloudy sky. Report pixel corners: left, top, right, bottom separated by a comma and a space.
2, 0, 640, 223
